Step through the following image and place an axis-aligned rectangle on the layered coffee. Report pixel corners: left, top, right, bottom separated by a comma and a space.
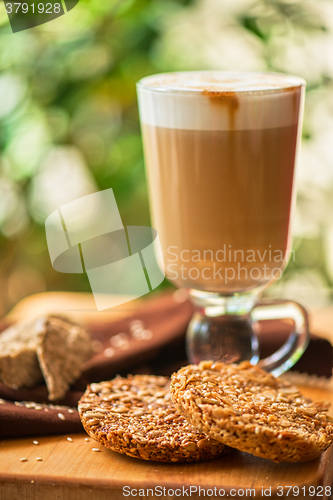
137, 72, 305, 294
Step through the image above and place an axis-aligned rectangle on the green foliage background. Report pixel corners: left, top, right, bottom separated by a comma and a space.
0, 0, 332, 315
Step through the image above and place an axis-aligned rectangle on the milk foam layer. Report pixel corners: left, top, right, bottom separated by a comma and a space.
137, 71, 305, 131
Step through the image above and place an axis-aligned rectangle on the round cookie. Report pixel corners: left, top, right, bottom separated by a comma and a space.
170, 361, 333, 462
78, 374, 228, 462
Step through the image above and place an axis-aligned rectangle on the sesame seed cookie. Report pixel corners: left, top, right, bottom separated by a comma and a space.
170, 361, 333, 462
78, 375, 229, 462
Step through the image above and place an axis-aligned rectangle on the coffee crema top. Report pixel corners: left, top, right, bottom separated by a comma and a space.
137, 71, 305, 130
137, 71, 305, 94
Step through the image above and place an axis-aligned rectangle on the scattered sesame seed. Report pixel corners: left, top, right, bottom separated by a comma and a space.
68, 409, 74, 413
103, 347, 115, 358
32, 441, 39, 445
20, 458, 28, 462
67, 437, 73, 442
14, 401, 22, 406
31, 480, 34, 484
110, 333, 129, 349
92, 448, 100, 452
85, 438, 90, 442
129, 319, 144, 329
132, 329, 152, 340
0, 399, 5, 404
34, 406, 42, 411
36, 457, 43, 461
58, 413, 65, 420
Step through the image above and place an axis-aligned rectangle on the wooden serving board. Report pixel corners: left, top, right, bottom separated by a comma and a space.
0, 383, 332, 500
1, 302, 333, 500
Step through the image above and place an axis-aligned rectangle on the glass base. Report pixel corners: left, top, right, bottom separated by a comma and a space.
185, 288, 309, 376
187, 311, 260, 365
186, 290, 260, 365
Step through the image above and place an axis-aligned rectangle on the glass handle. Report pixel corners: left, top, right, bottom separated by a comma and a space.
252, 300, 310, 377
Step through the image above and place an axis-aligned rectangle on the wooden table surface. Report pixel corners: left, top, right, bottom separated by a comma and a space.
1, 299, 333, 500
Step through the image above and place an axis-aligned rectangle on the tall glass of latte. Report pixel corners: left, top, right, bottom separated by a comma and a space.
137, 71, 308, 375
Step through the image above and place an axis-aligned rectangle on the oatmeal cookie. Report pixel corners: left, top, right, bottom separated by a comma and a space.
78, 375, 229, 462
170, 361, 333, 462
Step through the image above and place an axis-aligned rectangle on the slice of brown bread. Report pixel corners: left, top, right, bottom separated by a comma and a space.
0, 320, 44, 389
0, 315, 92, 400
36, 315, 93, 400
170, 361, 333, 463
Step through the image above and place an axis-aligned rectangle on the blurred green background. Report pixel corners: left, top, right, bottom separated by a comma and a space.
0, 0, 333, 316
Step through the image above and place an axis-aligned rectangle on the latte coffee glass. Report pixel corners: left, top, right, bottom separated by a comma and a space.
137, 71, 308, 375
